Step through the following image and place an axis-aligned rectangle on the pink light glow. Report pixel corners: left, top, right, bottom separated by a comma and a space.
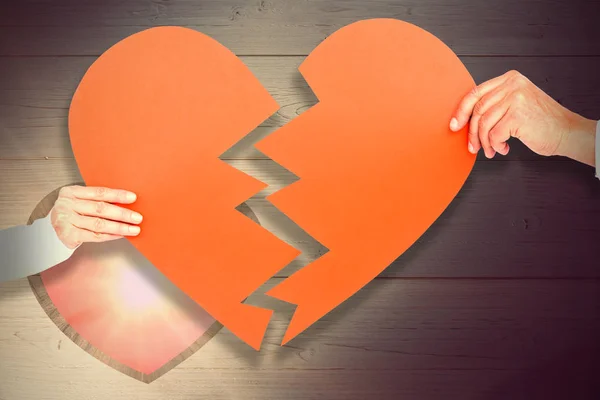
118, 267, 162, 310
41, 238, 217, 374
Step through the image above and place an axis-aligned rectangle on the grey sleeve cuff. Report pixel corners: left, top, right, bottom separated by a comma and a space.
596, 120, 600, 179
0, 213, 76, 282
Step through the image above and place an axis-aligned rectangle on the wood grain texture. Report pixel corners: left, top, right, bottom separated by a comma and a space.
1, 0, 600, 56
0, 0, 599, 398
1, 159, 599, 278
1, 277, 599, 399
1, 56, 599, 160
23, 186, 263, 384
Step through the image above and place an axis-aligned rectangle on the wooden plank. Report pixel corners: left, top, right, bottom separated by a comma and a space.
22, 185, 263, 384
1, 55, 599, 160
0, 159, 81, 226
1, 158, 599, 278
1, 0, 600, 56
0, 277, 599, 399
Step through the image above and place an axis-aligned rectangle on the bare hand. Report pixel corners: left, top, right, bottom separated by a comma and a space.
50, 185, 143, 249
449, 70, 596, 165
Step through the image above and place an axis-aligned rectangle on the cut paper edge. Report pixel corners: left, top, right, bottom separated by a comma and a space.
255, 18, 476, 345
68, 26, 300, 350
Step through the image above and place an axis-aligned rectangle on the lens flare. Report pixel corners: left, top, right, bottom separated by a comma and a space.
41, 238, 217, 374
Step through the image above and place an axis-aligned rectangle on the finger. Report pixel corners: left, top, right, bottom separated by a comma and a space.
473, 85, 510, 120
489, 114, 513, 156
478, 101, 510, 158
71, 198, 143, 224
61, 185, 137, 204
450, 71, 513, 131
72, 228, 124, 245
50, 217, 80, 249
466, 86, 509, 153
469, 112, 483, 154
467, 125, 481, 154
71, 215, 141, 237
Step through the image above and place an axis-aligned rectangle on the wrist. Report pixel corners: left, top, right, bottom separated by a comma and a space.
556, 111, 597, 166
38, 212, 77, 258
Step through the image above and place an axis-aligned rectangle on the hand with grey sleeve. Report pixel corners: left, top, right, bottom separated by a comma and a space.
0, 186, 143, 282
2, 71, 599, 282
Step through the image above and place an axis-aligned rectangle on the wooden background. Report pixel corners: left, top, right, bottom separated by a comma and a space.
1, 0, 599, 399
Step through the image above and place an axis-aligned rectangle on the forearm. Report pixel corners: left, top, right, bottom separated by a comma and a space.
596, 119, 600, 178
557, 111, 598, 169
0, 214, 75, 282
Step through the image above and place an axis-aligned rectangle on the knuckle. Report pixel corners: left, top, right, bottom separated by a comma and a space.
468, 122, 478, 137
67, 198, 80, 212
456, 105, 468, 119
51, 220, 63, 237
516, 76, 527, 86
512, 72, 528, 86
50, 217, 59, 230
58, 186, 71, 198
489, 124, 499, 137
95, 201, 108, 215
512, 91, 527, 104
95, 187, 107, 198
50, 215, 61, 229
468, 120, 479, 135
53, 198, 68, 211
93, 217, 104, 231
51, 207, 69, 224
489, 130, 500, 146
478, 115, 489, 131
473, 100, 486, 116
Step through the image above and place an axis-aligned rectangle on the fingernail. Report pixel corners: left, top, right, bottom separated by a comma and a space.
126, 192, 137, 202
132, 212, 143, 223
450, 118, 459, 131
468, 142, 475, 153
129, 226, 141, 235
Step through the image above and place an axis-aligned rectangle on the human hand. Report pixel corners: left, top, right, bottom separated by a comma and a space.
449, 70, 597, 166
49, 185, 143, 249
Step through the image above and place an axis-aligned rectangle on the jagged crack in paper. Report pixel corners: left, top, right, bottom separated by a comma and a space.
255, 18, 476, 345
68, 26, 300, 350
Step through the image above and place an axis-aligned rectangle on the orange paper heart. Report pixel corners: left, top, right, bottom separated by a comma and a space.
31, 190, 258, 382
67, 19, 474, 352
68, 26, 300, 352
256, 18, 475, 344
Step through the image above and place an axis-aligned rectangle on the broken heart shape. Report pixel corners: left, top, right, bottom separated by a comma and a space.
29, 187, 259, 383
56, 18, 474, 375
256, 19, 476, 344
68, 25, 301, 353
